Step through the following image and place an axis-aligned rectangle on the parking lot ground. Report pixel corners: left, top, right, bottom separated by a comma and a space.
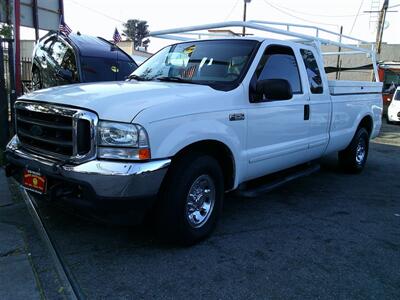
6, 122, 400, 299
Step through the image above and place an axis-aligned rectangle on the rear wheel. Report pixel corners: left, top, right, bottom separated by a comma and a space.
338, 127, 369, 173
32, 69, 42, 91
156, 153, 224, 245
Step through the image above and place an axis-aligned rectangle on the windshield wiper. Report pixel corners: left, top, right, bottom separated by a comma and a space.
127, 74, 148, 81
155, 76, 196, 84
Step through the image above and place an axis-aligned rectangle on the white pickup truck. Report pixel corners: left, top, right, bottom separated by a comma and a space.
5, 22, 382, 244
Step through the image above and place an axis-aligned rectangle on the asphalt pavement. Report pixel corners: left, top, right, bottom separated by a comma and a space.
3, 122, 400, 299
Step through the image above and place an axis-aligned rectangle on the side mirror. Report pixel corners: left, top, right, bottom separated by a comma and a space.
56, 69, 73, 82
256, 79, 293, 101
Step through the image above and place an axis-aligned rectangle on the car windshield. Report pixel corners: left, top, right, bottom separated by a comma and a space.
81, 56, 136, 82
129, 39, 258, 84
394, 90, 400, 101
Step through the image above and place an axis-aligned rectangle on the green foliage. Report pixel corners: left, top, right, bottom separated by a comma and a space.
122, 19, 150, 50
0, 1, 13, 39
0, 24, 13, 39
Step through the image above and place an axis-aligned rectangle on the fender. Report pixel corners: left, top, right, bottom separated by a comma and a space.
145, 116, 246, 188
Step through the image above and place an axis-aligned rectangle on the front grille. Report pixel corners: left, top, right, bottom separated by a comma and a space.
15, 101, 98, 162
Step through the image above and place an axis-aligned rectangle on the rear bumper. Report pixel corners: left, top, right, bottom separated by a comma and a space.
5, 135, 170, 216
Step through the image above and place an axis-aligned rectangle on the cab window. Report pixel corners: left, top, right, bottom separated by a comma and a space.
255, 45, 302, 94
300, 49, 323, 94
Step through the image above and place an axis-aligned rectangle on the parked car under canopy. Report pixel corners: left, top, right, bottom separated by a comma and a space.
32, 32, 138, 90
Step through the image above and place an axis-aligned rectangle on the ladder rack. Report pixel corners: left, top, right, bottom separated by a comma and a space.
149, 21, 379, 81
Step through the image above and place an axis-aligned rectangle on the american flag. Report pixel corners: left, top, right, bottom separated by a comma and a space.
113, 28, 122, 44
58, 15, 72, 36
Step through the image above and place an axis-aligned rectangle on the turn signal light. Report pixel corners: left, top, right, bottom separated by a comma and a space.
139, 148, 151, 160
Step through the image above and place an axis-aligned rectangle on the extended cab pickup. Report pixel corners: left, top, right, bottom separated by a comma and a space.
5, 23, 383, 244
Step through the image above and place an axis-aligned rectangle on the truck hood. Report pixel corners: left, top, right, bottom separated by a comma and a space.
20, 81, 218, 122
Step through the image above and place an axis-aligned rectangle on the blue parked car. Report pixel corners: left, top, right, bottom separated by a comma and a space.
31, 32, 138, 90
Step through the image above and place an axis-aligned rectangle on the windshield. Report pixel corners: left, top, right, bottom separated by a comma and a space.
81, 56, 136, 82
129, 40, 258, 84
395, 90, 400, 101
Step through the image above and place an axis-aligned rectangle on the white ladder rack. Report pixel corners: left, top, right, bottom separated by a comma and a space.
149, 20, 379, 81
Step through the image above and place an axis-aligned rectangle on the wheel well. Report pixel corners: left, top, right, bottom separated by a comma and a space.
171, 140, 236, 191
358, 115, 373, 136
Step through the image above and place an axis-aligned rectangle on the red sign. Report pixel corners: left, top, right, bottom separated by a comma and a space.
23, 169, 47, 194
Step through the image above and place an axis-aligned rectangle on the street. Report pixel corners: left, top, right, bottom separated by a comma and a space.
1, 122, 398, 299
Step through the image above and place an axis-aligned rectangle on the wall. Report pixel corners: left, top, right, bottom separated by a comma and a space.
322, 44, 400, 81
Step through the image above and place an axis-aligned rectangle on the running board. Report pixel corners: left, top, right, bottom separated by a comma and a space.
235, 163, 320, 198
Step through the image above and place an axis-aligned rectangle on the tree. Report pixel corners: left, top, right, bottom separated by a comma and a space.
122, 19, 150, 51
0, 24, 13, 39
0, 1, 13, 39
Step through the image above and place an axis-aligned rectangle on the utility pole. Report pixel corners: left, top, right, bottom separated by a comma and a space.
242, 0, 251, 36
335, 26, 343, 80
375, 0, 389, 56
14, 0, 21, 96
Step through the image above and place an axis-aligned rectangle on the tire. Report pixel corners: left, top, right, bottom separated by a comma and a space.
338, 127, 369, 173
156, 153, 224, 245
32, 69, 42, 91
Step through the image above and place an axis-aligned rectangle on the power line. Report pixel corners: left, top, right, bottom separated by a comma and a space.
262, 2, 367, 18
66, 0, 124, 23
224, 0, 241, 21
350, 0, 365, 34
262, 0, 339, 27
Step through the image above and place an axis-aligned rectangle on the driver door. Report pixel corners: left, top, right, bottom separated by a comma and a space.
245, 43, 312, 180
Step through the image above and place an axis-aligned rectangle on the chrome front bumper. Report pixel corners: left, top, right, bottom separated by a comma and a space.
5, 135, 170, 200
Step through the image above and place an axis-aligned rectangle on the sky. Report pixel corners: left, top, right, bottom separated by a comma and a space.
23, 0, 400, 53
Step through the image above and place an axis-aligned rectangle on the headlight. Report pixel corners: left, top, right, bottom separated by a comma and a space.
97, 121, 150, 160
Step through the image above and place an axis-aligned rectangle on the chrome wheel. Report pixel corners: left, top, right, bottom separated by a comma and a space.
185, 174, 215, 228
355, 139, 366, 165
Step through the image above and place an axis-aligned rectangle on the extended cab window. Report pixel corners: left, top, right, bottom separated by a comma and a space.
256, 45, 302, 94
300, 49, 323, 94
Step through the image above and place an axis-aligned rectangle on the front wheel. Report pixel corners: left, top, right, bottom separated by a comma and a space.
338, 127, 369, 173
156, 153, 224, 245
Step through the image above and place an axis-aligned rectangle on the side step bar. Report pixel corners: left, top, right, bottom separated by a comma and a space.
235, 163, 320, 198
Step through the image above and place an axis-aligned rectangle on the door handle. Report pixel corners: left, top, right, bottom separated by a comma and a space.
304, 104, 310, 120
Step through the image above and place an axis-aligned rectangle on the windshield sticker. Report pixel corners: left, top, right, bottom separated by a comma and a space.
183, 45, 196, 57
111, 66, 119, 73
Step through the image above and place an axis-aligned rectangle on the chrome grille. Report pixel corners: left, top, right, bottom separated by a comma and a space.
15, 101, 98, 163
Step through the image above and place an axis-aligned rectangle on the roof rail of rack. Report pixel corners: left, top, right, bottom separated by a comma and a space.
149, 20, 379, 81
